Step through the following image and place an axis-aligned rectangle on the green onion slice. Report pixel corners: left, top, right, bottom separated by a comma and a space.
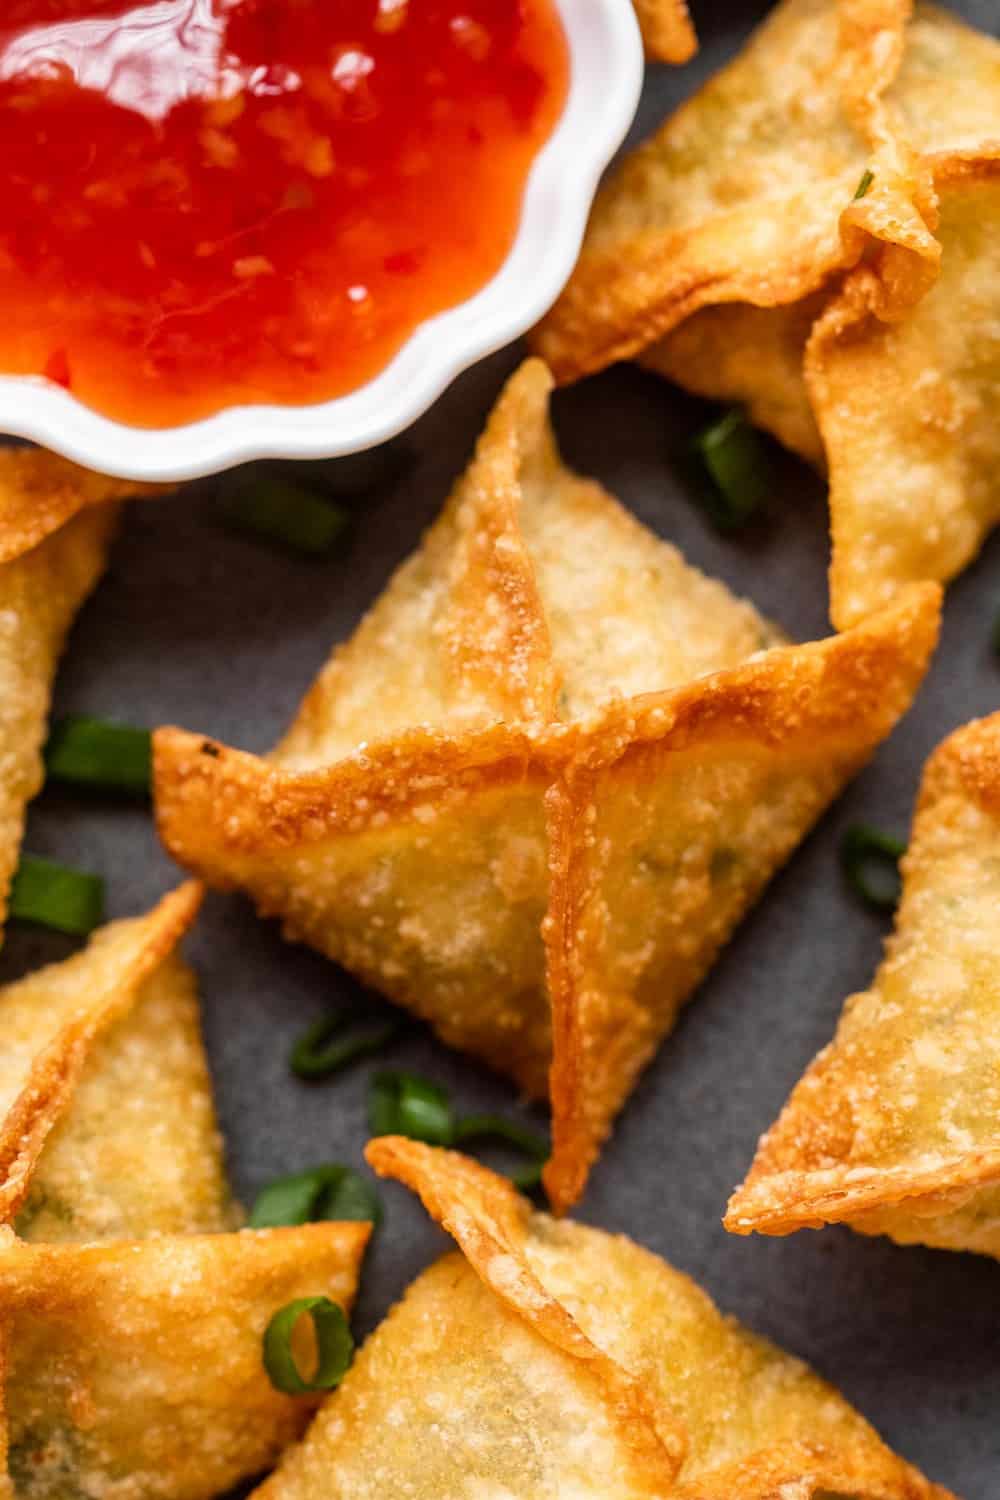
249, 1165, 381, 1229
9, 856, 105, 936
45, 715, 151, 796
290, 1011, 401, 1081
262, 1296, 353, 1395
220, 476, 350, 557
452, 1114, 549, 1191
853, 168, 875, 200
368, 1071, 455, 1145
841, 824, 906, 911
691, 408, 771, 530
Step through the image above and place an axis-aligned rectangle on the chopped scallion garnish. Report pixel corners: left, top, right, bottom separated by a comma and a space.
691, 407, 771, 530
840, 824, 905, 911
853, 168, 875, 201
368, 1074, 549, 1187
220, 476, 350, 557
45, 715, 151, 796
249, 1165, 381, 1229
452, 1114, 549, 1190
368, 1071, 455, 1145
9, 856, 104, 936
262, 1296, 353, 1395
290, 1011, 402, 1081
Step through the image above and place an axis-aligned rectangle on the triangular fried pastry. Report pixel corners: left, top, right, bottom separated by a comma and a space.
632, 7, 1000, 460
533, 1, 1000, 390
155, 360, 940, 1211
0, 888, 371, 1498
245, 1137, 952, 1500
0, 448, 160, 566
727, 712, 1000, 1257
0, 882, 237, 1241
0, 1221, 368, 1500
807, 149, 1000, 629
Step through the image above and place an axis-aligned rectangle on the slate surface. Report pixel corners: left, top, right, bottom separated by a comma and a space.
3, 1, 998, 1494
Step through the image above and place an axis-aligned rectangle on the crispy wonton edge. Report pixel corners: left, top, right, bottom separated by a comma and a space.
0, 882, 203, 1228
806, 147, 1000, 632
366, 1136, 689, 1484
542, 581, 941, 1211
0, 449, 163, 566
725, 711, 1000, 1236
368, 1138, 954, 1500
634, 0, 697, 64
154, 584, 940, 1213
531, 0, 940, 383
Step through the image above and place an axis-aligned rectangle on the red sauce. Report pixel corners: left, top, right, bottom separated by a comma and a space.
0, 0, 568, 426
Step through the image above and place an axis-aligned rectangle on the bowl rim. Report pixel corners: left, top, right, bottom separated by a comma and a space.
0, 0, 642, 481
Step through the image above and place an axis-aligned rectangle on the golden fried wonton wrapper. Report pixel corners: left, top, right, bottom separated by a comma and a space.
0, 506, 120, 938
727, 712, 1000, 1257
247, 1137, 952, 1500
0, 448, 159, 567
0, 885, 371, 1498
0, 882, 236, 1241
0, 1221, 368, 1500
633, 0, 696, 63
154, 360, 940, 1210
634, 6, 1000, 459
640, 298, 828, 467
533, 0, 1000, 389
807, 149, 1000, 629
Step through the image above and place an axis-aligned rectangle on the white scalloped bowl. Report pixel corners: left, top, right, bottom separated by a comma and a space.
0, 0, 641, 482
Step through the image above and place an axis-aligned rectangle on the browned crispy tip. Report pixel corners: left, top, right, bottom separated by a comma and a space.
634, 0, 697, 63
808, 148, 1000, 630
531, 0, 950, 385
365, 1140, 952, 1500
543, 582, 941, 1214
0, 882, 204, 1231
727, 711, 1000, 1261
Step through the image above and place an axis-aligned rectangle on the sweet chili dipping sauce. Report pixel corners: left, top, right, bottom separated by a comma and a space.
0, 0, 568, 426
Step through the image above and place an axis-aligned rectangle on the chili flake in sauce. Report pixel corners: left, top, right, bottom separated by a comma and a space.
0, 0, 568, 426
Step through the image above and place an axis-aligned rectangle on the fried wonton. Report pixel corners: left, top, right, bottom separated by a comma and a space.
0, 448, 159, 567
807, 149, 1000, 629
727, 712, 1000, 1258
533, 1, 1000, 390
154, 360, 940, 1210
0, 886, 371, 1498
640, 299, 828, 467
248, 1136, 952, 1500
0, 882, 236, 1241
0, 506, 119, 938
0, 1221, 368, 1500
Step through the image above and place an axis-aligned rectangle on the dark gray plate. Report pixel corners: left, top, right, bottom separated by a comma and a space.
5, 2, 998, 1494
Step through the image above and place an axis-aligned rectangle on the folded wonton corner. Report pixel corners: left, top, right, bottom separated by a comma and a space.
0, 448, 161, 569
807, 148, 1000, 629
154, 359, 940, 1212
0, 883, 370, 1500
533, 2, 1000, 529
246, 1136, 953, 1500
530, 0, 982, 385
727, 711, 1000, 1259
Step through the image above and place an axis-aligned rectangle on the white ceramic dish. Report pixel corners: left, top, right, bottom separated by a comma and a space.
0, 0, 642, 481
